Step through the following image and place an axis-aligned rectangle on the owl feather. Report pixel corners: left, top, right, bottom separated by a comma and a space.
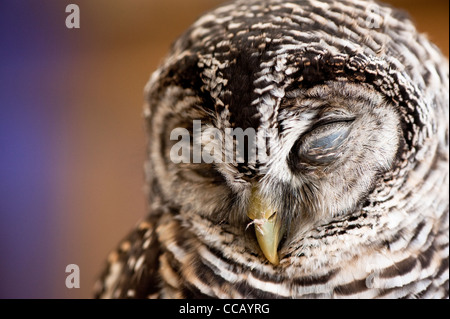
95, 0, 449, 299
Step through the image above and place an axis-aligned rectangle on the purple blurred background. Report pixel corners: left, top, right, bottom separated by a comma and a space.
0, 0, 447, 298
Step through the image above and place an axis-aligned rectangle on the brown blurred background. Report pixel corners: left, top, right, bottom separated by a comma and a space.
0, 0, 447, 298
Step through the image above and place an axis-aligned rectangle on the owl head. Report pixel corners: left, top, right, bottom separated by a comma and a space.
143, 0, 449, 265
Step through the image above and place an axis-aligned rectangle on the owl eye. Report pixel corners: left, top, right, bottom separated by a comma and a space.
293, 119, 354, 166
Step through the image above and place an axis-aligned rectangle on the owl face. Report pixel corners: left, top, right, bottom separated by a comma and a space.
144, 0, 445, 266
147, 78, 401, 264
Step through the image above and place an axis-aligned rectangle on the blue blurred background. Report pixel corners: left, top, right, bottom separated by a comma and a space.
0, 0, 448, 298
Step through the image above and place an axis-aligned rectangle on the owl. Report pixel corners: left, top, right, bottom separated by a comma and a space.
95, 0, 449, 299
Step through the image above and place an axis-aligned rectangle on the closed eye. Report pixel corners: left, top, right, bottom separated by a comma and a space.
289, 119, 354, 168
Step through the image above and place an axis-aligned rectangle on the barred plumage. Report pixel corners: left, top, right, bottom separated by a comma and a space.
95, 0, 449, 299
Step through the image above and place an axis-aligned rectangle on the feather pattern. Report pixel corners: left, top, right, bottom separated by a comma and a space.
95, 0, 449, 299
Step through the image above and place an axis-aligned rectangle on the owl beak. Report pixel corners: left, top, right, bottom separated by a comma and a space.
247, 187, 283, 265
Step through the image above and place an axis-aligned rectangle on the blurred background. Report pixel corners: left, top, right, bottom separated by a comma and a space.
0, 0, 447, 298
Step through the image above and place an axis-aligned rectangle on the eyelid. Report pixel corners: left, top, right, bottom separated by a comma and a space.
310, 116, 355, 132
306, 126, 350, 151
294, 119, 353, 165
